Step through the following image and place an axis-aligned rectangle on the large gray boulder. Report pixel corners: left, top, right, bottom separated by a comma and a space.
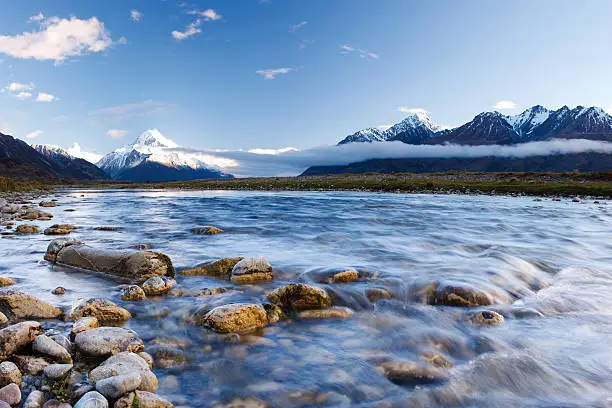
0, 322, 43, 359
74, 327, 143, 358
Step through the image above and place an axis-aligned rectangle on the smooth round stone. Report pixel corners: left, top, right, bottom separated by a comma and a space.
73, 391, 108, 408
0, 313, 7, 325
298, 307, 354, 319
200, 303, 268, 334
51, 287, 66, 296
43, 364, 73, 380
42, 400, 71, 408
0, 278, 16, 287
23, 390, 45, 408
32, 335, 72, 364
121, 286, 146, 301
330, 269, 359, 283
0, 401, 9, 408
230, 257, 274, 284
75, 327, 143, 358
0, 291, 62, 320
70, 317, 99, 340
267, 283, 331, 311
49, 334, 71, 353
0, 383, 21, 406
142, 277, 175, 296
468, 310, 505, 326
89, 352, 150, 383
95, 373, 141, 400
0, 362, 21, 387
113, 391, 173, 408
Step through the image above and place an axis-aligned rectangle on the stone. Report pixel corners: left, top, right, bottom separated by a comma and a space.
89, 352, 150, 382
51, 287, 66, 296
0, 278, 15, 288
267, 283, 331, 311
199, 303, 268, 334
93, 227, 120, 231
0, 313, 6, 325
147, 346, 188, 369
121, 286, 146, 301
0, 383, 20, 406
191, 226, 223, 235
0, 322, 43, 359
230, 257, 274, 284
329, 269, 359, 283
365, 287, 393, 303
50, 243, 175, 283
70, 317, 99, 340
129, 244, 151, 250
42, 400, 70, 408
39, 201, 56, 207
377, 360, 447, 386
67, 299, 130, 322
262, 303, 284, 324
179, 257, 244, 277
73, 391, 108, 408
75, 327, 143, 358
44, 228, 71, 236
424, 282, 492, 307
15, 225, 39, 234
23, 390, 45, 408
32, 335, 72, 363
95, 373, 141, 400
11, 355, 48, 375
298, 307, 354, 319
0, 290, 62, 320
468, 310, 504, 326
43, 364, 73, 380
0, 362, 20, 387
142, 277, 175, 296
44, 239, 82, 263
137, 352, 153, 369
215, 398, 269, 408
49, 224, 77, 230
113, 391, 173, 408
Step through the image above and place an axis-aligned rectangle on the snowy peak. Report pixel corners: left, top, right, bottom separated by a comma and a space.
134, 129, 179, 149
506, 105, 550, 138
32, 144, 74, 160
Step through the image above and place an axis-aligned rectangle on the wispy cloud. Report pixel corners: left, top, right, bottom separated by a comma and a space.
107, 129, 127, 139
1, 82, 34, 92
25, 130, 42, 139
298, 39, 314, 50
187, 9, 222, 21
493, 100, 519, 110
130, 10, 143, 22
339, 44, 378, 60
89, 99, 170, 122
255, 68, 294, 80
398, 107, 429, 115
35, 92, 56, 102
173, 9, 222, 40
14, 92, 32, 100
289, 21, 307, 33
0, 14, 115, 62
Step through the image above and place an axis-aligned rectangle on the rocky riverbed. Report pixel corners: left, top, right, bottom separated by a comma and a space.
1, 189, 611, 407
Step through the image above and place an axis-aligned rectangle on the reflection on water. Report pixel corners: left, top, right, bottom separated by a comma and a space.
2, 189, 612, 407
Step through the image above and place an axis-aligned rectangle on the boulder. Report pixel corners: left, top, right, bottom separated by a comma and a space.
329, 269, 358, 283
121, 286, 146, 301
377, 360, 447, 386
44, 239, 81, 263
95, 373, 142, 400
43, 228, 71, 236
0, 362, 20, 387
0, 290, 62, 320
48, 243, 175, 283
32, 335, 72, 363
0, 322, 43, 359
15, 225, 39, 234
424, 282, 492, 307
75, 327, 143, 358
23, 390, 45, 408
267, 284, 331, 311
298, 307, 354, 319
468, 310, 504, 326
230, 257, 274, 284
43, 364, 73, 380
70, 317, 99, 340
142, 277, 175, 296
67, 299, 130, 322
199, 303, 268, 334
51, 287, 66, 296
89, 352, 157, 393
113, 391, 173, 408
73, 391, 108, 408
179, 257, 244, 277
0, 383, 20, 406
191, 226, 224, 235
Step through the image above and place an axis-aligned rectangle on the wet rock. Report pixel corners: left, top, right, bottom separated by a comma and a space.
230, 257, 274, 284
215, 398, 269, 408
129, 244, 151, 250
365, 287, 393, 303
93, 227, 120, 231
74, 327, 143, 358
267, 283, 332, 311
378, 360, 447, 386
421, 352, 453, 369
330, 269, 358, 283
64, 209, 75, 212
0, 291, 62, 320
424, 282, 492, 307
0, 278, 16, 288
42, 399, 70, 408
147, 346, 188, 369
121, 286, 146, 301
39, 201, 56, 207
32, 335, 72, 363
138, 353, 153, 369
49, 243, 175, 283
44, 228, 71, 236
262, 303, 284, 324
67, 298, 131, 322
50, 224, 77, 230
70, 317, 99, 340
191, 226, 224, 235
0, 383, 20, 406
113, 391, 173, 408
298, 307, 354, 319
43, 364, 73, 380
142, 277, 175, 296
44, 239, 82, 263
23, 390, 45, 408
11, 355, 48, 375
0, 362, 21, 387
52, 287, 66, 296
468, 310, 504, 326
73, 391, 107, 408
15, 225, 39, 234
169, 287, 230, 297
199, 303, 268, 334
179, 257, 244, 277
0, 313, 6, 325
95, 373, 141, 400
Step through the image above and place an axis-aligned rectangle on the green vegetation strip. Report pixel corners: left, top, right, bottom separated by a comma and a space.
0, 177, 48, 192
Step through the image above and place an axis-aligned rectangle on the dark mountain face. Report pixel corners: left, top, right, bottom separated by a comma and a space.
429, 112, 522, 145
114, 160, 234, 182
529, 106, 612, 142
33, 145, 108, 180
0, 133, 58, 179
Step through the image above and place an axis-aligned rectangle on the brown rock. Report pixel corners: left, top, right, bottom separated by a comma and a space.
191, 226, 223, 235
0, 290, 62, 320
468, 310, 504, 326
0, 321, 43, 359
43, 228, 71, 236
39, 201, 56, 207
15, 225, 39, 234
67, 298, 131, 322
267, 283, 331, 311
424, 282, 492, 307
199, 303, 268, 334
179, 257, 244, 277
230, 257, 274, 285
298, 307, 354, 319
114, 391, 173, 408
0, 278, 16, 288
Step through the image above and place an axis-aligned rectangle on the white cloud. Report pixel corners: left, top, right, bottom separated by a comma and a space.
289, 21, 307, 33
493, 100, 519, 110
248, 147, 298, 155
339, 44, 378, 60
2, 82, 35, 92
107, 129, 127, 139
398, 107, 429, 115
15, 92, 32, 100
130, 10, 143, 22
35, 92, 55, 102
172, 20, 202, 40
187, 9, 222, 21
25, 130, 42, 139
89, 99, 170, 122
67, 142, 102, 164
606, 105, 612, 115
0, 14, 114, 62
28, 13, 45, 23
255, 68, 294, 80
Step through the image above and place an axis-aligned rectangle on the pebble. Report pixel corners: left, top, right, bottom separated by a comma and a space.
0, 362, 21, 387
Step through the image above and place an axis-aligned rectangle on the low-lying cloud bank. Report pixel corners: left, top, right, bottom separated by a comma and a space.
173, 139, 612, 177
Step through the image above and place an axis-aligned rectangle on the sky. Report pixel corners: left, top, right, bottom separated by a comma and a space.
1, 0, 612, 163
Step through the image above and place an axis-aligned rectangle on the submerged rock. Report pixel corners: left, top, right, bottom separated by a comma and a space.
365, 287, 393, 303
215, 398, 269, 408
70, 317, 99, 340
267, 283, 331, 311
230, 257, 274, 284
142, 277, 175, 296
121, 286, 146, 301
424, 282, 492, 307
378, 360, 447, 386
67, 298, 130, 322
147, 346, 189, 369
0, 290, 62, 320
179, 257, 244, 277
191, 226, 224, 235
468, 310, 504, 326
113, 391, 173, 408
93, 226, 121, 231
329, 269, 359, 283
0, 362, 21, 387
47, 241, 175, 283
73, 391, 108, 408
298, 307, 354, 319
0, 278, 16, 288
200, 303, 268, 334
15, 225, 39, 234
75, 327, 144, 357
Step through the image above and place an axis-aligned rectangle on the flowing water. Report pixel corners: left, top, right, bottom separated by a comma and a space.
2, 189, 612, 407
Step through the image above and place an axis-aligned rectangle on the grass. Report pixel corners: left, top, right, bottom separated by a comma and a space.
0, 177, 48, 193
52, 171, 612, 197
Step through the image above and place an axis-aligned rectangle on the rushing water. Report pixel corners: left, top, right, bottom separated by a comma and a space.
2, 189, 612, 407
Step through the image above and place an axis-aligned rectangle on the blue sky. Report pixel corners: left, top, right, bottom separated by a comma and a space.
1, 0, 612, 159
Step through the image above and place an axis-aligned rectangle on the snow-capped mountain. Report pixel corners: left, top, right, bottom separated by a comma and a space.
338, 126, 391, 144
98, 129, 233, 181
431, 111, 522, 145
506, 105, 550, 139
32, 144, 108, 180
